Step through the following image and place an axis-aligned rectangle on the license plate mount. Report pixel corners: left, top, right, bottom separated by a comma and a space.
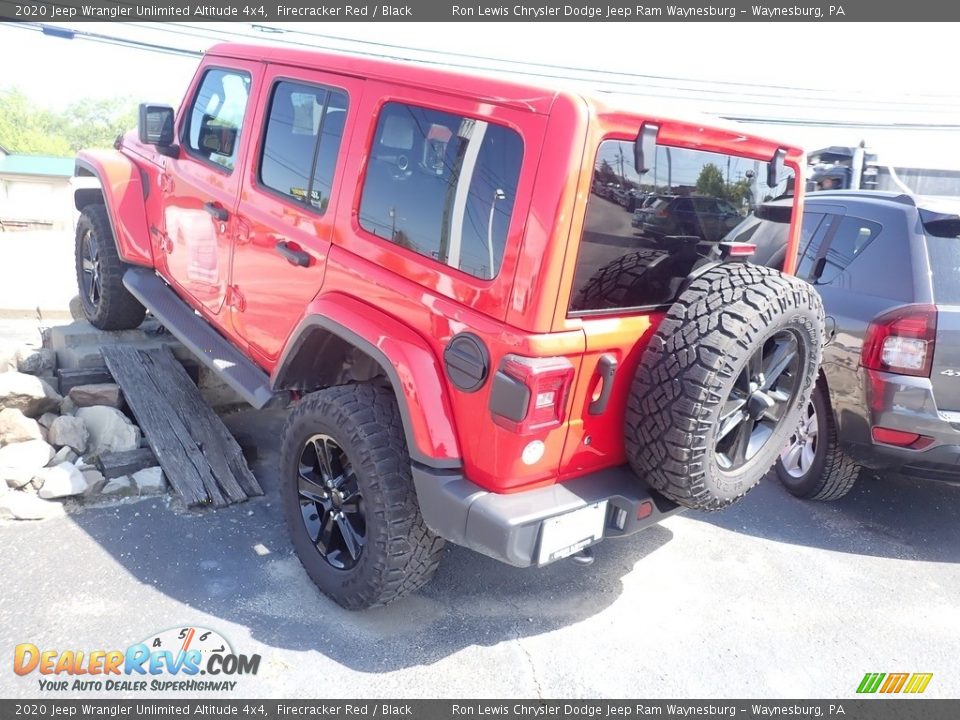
536, 501, 608, 565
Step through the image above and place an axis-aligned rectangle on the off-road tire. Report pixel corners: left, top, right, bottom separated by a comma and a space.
280, 383, 445, 609
571, 249, 666, 312
625, 262, 824, 511
75, 204, 146, 330
775, 381, 861, 501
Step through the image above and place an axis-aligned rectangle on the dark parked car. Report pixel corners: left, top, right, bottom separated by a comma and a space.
726, 191, 960, 499
641, 195, 743, 242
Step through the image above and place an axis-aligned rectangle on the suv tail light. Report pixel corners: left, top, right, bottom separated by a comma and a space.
489, 355, 574, 435
861, 304, 937, 377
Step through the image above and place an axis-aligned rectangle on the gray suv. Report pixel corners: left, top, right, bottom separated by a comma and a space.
727, 191, 960, 499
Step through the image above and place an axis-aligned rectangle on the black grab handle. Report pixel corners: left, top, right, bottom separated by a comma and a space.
588, 354, 618, 415
274, 240, 310, 267
203, 202, 229, 222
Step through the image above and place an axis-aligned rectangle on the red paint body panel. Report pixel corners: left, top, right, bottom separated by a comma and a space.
87, 43, 807, 494
75, 149, 153, 267
291, 292, 462, 464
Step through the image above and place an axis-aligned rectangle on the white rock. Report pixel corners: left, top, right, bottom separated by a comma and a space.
37, 462, 88, 499
75, 406, 141, 455
0, 373, 62, 418
15, 348, 57, 376
48, 415, 89, 454
101, 476, 132, 496
0, 440, 56, 480
68, 383, 123, 409
132, 466, 166, 494
38, 412, 59, 430
60, 397, 77, 416
2, 466, 36, 489
0, 408, 43, 446
0, 492, 66, 520
0, 347, 17, 373
47, 446, 78, 467
82, 469, 105, 495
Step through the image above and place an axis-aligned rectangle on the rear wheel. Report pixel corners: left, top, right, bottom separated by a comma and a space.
279, 383, 445, 609
776, 382, 861, 500
75, 204, 146, 330
625, 262, 824, 511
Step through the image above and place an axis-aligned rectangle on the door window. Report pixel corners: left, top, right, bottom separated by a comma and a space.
259, 80, 349, 214
185, 68, 252, 173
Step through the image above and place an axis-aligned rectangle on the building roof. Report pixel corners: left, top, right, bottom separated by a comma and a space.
0, 154, 74, 178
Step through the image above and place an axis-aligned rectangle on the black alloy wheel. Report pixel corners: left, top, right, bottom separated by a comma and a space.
80, 228, 102, 308
296, 434, 366, 570
715, 330, 802, 472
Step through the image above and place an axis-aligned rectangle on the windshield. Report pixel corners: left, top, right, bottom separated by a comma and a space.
569, 139, 796, 314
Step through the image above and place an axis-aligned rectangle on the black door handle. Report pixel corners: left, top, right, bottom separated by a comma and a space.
588, 354, 618, 415
204, 202, 229, 222
275, 240, 310, 267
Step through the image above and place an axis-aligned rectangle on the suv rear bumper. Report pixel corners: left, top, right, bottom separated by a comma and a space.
411, 465, 683, 567
839, 369, 960, 477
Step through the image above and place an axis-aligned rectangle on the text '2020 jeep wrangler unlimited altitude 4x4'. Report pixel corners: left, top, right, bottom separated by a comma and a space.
74, 44, 823, 608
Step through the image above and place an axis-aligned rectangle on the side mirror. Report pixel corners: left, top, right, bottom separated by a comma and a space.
767, 147, 786, 188
138, 104, 175, 146
633, 123, 659, 175
198, 114, 237, 158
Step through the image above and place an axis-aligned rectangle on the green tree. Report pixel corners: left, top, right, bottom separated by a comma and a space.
61, 97, 138, 153
0, 88, 137, 156
695, 163, 726, 198
595, 158, 618, 185
0, 88, 71, 155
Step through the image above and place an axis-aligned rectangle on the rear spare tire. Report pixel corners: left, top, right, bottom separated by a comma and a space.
625, 262, 824, 511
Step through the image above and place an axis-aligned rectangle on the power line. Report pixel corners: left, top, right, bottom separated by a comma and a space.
4, 20, 960, 131
162, 21, 960, 112
0, 19, 201, 58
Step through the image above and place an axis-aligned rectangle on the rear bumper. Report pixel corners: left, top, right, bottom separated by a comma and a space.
839, 368, 960, 477
411, 465, 683, 567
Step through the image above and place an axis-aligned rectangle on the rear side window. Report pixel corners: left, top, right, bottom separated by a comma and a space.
816, 216, 882, 284
186, 68, 251, 173
794, 212, 829, 279
570, 139, 795, 314
358, 102, 523, 280
259, 80, 348, 213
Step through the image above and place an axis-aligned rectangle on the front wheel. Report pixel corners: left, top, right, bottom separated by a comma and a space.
279, 383, 445, 609
75, 204, 146, 330
776, 382, 861, 500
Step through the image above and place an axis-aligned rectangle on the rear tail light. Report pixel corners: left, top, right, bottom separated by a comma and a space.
871, 427, 934, 450
861, 304, 937, 377
655, 208, 668, 218
490, 354, 574, 435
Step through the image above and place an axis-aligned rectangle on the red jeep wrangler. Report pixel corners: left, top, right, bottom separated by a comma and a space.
74, 44, 823, 608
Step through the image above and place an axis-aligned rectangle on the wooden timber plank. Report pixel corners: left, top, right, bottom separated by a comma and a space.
142, 347, 260, 502
57, 367, 113, 396
101, 345, 225, 507
97, 448, 158, 479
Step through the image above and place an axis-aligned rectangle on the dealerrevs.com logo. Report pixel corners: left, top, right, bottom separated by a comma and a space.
13, 626, 260, 693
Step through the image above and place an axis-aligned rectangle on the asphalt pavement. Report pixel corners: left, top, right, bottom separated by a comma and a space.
1, 406, 958, 699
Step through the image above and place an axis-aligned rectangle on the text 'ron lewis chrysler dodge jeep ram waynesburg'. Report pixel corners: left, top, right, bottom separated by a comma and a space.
74, 44, 823, 608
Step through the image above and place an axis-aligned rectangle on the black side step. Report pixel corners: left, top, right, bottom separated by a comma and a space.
123, 268, 276, 409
